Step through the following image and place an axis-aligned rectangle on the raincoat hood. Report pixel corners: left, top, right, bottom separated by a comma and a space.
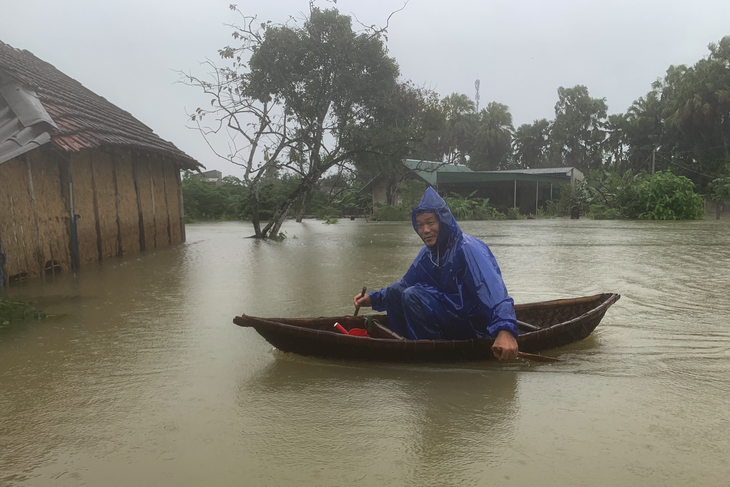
411, 187, 463, 251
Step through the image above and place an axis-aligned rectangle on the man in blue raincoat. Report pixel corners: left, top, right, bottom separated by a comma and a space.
354, 187, 519, 360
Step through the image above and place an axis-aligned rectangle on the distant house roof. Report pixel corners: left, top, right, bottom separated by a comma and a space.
197, 170, 222, 179
438, 167, 582, 185
0, 40, 200, 169
359, 159, 472, 193
403, 159, 473, 186
492, 167, 576, 176
361, 160, 582, 195
193, 169, 222, 185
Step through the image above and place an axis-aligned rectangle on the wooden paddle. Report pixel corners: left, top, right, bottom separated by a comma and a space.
516, 351, 564, 363
353, 286, 367, 316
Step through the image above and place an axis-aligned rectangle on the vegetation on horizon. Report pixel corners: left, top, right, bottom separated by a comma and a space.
182, 3, 729, 231
181, 171, 371, 223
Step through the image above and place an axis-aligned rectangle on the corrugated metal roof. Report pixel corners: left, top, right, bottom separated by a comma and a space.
438, 171, 574, 184
0, 83, 54, 164
0, 40, 201, 169
360, 160, 581, 194
403, 159, 473, 186
485, 167, 574, 176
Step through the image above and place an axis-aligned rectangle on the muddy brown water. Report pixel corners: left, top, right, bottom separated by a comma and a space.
1, 219, 729, 486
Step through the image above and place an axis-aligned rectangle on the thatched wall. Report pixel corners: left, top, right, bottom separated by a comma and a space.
110, 151, 140, 256
68, 150, 100, 264
162, 161, 183, 243
0, 150, 71, 279
27, 150, 71, 273
92, 150, 120, 259
0, 147, 186, 282
133, 158, 155, 251
0, 157, 37, 276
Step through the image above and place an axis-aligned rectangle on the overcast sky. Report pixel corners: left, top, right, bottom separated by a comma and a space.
3, 0, 730, 176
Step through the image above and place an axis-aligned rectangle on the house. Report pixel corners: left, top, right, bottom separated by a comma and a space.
0, 40, 201, 286
436, 166, 584, 214
193, 169, 222, 186
362, 159, 474, 207
363, 159, 583, 213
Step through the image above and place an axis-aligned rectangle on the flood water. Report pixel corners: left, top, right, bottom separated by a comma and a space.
1, 218, 729, 486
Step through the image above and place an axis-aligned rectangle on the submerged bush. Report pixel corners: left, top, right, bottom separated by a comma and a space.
636, 171, 705, 220
557, 183, 577, 216
372, 204, 410, 221
0, 297, 45, 324
506, 207, 525, 220
707, 164, 730, 201
576, 169, 703, 220
443, 191, 506, 221
544, 199, 560, 218
589, 204, 623, 220
478, 206, 507, 220
316, 206, 340, 221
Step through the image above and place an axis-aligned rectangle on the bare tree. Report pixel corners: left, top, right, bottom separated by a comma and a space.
180, 3, 415, 238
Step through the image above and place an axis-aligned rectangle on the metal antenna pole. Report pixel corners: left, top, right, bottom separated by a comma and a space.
475, 79, 480, 113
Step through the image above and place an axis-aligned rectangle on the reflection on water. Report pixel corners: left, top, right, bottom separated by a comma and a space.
1, 219, 729, 486
238, 356, 518, 486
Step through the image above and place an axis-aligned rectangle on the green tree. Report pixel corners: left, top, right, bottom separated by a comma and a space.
182, 172, 247, 221
512, 119, 550, 169
408, 90, 448, 163
469, 102, 514, 171
183, 4, 417, 238
575, 168, 645, 219
622, 91, 663, 173
439, 93, 477, 165
708, 164, 730, 200
352, 83, 442, 206
549, 85, 608, 172
604, 113, 629, 171
656, 36, 730, 189
707, 163, 730, 218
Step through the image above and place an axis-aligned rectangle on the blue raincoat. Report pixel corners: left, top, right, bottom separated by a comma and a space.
369, 187, 518, 340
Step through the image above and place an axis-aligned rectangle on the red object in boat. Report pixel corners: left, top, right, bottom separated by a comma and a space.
333, 322, 370, 337
347, 328, 370, 337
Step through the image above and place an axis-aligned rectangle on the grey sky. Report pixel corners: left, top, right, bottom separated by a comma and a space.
2, 0, 729, 176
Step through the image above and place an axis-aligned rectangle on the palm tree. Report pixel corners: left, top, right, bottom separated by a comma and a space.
469, 102, 514, 171
622, 91, 662, 173
440, 93, 477, 164
512, 119, 550, 169
549, 85, 608, 172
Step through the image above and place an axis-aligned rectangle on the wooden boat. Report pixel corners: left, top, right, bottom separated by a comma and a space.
233, 293, 620, 362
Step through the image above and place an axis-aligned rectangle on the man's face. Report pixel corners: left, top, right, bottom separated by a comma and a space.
416, 212, 440, 247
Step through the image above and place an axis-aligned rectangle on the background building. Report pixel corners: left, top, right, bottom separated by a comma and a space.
363, 159, 583, 213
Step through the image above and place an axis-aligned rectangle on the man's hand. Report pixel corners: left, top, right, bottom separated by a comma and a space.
492, 330, 518, 361
353, 293, 372, 309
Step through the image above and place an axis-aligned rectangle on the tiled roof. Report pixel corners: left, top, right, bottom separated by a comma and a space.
0, 40, 200, 169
